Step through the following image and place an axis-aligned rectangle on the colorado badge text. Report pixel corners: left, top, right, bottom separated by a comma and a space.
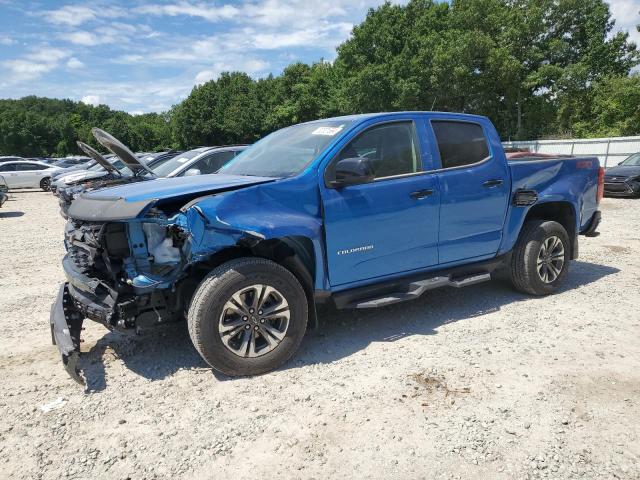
337, 245, 374, 256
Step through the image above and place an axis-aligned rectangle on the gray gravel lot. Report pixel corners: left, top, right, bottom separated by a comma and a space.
0, 191, 639, 479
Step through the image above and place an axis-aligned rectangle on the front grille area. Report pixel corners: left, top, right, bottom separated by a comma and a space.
604, 176, 627, 183
604, 183, 630, 193
65, 219, 120, 283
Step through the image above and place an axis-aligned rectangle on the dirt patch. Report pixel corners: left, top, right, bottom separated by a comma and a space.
603, 244, 632, 254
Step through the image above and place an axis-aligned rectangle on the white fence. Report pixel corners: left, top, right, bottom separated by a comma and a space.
502, 136, 640, 167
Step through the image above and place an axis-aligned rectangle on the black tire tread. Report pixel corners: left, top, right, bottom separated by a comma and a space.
510, 220, 569, 296
187, 257, 308, 376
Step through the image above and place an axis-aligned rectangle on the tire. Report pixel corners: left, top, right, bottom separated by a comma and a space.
510, 220, 570, 296
188, 257, 308, 376
40, 177, 51, 191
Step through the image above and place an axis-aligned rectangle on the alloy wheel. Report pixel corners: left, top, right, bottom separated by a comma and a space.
218, 284, 290, 358
536, 235, 565, 283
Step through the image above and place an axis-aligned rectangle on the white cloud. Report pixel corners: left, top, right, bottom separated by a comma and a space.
136, 1, 240, 22
608, 0, 640, 45
40, 5, 97, 26
39, 4, 127, 26
195, 70, 216, 84
67, 57, 84, 69
0, 35, 16, 45
65, 31, 102, 46
81, 95, 102, 106
2, 47, 69, 82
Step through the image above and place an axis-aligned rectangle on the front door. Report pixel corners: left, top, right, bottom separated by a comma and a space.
321, 120, 440, 287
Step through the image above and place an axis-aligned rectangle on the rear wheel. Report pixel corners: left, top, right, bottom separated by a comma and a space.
188, 257, 308, 376
510, 220, 570, 296
40, 177, 51, 191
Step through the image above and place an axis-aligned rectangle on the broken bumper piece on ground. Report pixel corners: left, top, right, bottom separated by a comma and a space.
49, 283, 85, 385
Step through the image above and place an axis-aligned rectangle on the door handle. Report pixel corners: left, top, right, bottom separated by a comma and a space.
483, 179, 503, 188
409, 189, 434, 199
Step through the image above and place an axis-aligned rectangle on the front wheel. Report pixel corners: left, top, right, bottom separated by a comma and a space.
40, 177, 51, 191
510, 220, 570, 296
187, 257, 308, 376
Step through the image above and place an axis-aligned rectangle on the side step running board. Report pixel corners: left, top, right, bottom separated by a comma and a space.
345, 273, 491, 309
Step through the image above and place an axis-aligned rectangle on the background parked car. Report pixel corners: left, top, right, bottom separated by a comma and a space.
53, 150, 180, 193
56, 131, 246, 217
147, 145, 246, 178
0, 160, 60, 190
604, 152, 640, 197
0, 175, 7, 207
50, 157, 90, 169
49, 157, 110, 189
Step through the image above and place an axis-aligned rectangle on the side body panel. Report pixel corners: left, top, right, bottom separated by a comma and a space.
499, 157, 600, 255
180, 173, 330, 290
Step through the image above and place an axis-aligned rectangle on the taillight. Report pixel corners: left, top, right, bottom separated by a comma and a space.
597, 166, 605, 203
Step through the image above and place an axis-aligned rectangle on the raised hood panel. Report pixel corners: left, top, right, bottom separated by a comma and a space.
76, 141, 117, 173
92, 128, 155, 176
68, 174, 275, 221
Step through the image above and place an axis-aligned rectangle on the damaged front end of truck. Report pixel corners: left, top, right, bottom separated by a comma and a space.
50, 174, 283, 384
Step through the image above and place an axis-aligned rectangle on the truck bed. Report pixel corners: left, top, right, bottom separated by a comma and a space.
507, 155, 600, 234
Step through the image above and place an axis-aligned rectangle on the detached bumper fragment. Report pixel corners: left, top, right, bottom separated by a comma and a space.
50, 283, 85, 385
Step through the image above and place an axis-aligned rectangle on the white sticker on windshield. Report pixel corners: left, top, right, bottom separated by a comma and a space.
176, 157, 190, 163
312, 125, 344, 136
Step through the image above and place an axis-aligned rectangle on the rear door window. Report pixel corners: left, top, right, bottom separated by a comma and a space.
432, 121, 490, 169
191, 151, 237, 174
0, 163, 17, 172
17, 163, 47, 171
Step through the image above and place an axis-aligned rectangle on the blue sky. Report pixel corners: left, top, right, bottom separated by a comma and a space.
0, 1, 638, 114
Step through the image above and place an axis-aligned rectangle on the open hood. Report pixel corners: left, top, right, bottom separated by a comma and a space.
67, 174, 275, 221
76, 141, 119, 174
91, 128, 156, 176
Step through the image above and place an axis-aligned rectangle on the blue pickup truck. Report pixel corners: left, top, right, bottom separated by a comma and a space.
51, 112, 603, 383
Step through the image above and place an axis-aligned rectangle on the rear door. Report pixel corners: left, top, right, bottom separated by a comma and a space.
321, 118, 440, 287
16, 162, 49, 188
430, 119, 510, 264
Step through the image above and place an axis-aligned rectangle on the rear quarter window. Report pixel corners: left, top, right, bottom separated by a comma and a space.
432, 121, 490, 169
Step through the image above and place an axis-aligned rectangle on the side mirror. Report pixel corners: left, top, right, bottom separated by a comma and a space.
330, 157, 375, 188
184, 168, 201, 177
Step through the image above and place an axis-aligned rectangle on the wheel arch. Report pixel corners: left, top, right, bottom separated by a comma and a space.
522, 201, 578, 259
182, 235, 319, 328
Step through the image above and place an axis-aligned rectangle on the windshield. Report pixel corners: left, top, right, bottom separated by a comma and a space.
151, 148, 210, 177
219, 120, 353, 177
621, 153, 640, 166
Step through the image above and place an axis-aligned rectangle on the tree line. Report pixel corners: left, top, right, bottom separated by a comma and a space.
1, 0, 638, 157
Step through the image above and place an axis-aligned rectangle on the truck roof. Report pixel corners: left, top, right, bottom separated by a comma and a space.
303, 111, 490, 125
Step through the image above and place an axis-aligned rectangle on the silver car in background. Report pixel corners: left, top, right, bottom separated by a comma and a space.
0, 160, 61, 191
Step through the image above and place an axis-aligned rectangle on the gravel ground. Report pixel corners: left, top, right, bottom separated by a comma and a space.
0, 190, 639, 480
